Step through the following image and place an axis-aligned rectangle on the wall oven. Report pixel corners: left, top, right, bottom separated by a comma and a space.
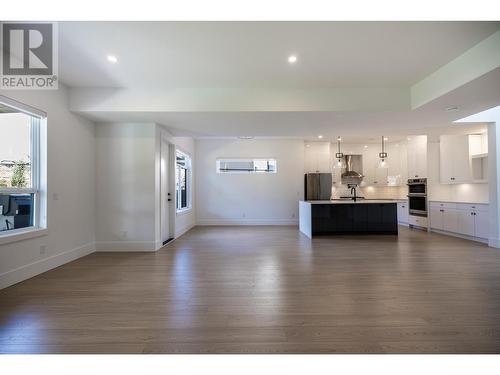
407, 178, 427, 216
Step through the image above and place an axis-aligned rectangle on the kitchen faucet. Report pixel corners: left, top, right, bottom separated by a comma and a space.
349, 184, 358, 202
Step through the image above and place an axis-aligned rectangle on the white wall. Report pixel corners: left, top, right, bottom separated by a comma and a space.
172, 136, 196, 237
96, 123, 196, 251
196, 139, 304, 225
95, 123, 157, 251
0, 86, 96, 289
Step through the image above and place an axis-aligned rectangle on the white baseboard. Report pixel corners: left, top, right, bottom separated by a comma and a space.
0, 242, 95, 290
488, 237, 500, 248
430, 228, 488, 244
197, 218, 299, 226
95, 241, 158, 252
175, 222, 196, 238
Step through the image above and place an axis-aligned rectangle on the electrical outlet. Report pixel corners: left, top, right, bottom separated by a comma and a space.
292, 213, 296, 218
40, 245, 46, 255
52, 192, 59, 201
242, 213, 246, 218
121, 230, 128, 238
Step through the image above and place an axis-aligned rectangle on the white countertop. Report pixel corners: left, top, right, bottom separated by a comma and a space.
429, 200, 489, 205
301, 199, 401, 204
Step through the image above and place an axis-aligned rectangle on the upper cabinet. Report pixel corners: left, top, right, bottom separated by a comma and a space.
386, 142, 407, 185
469, 133, 488, 183
407, 135, 427, 179
439, 135, 472, 184
304, 142, 331, 174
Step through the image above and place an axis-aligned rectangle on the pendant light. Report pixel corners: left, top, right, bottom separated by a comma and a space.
334, 136, 346, 169
378, 136, 389, 169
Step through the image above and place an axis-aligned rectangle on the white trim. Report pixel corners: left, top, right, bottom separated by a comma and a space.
197, 219, 298, 226
0, 242, 95, 290
95, 241, 158, 252
176, 207, 192, 216
0, 227, 48, 245
175, 222, 195, 238
430, 228, 489, 244
488, 237, 500, 248
0, 95, 47, 118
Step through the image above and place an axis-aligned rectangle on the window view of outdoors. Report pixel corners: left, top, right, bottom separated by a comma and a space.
0, 112, 32, 188
176, 152, 191, 211
0, 108, 34, 232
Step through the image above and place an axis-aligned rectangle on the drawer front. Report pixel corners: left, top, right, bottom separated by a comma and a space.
456, 203, 488, 212
409, 215, 428, 227
429, 201, 457, 209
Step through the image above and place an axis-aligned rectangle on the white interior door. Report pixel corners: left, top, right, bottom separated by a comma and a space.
160, 139, 173, 244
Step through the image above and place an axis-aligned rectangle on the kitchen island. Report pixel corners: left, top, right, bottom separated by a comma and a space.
299, 200, 398, 238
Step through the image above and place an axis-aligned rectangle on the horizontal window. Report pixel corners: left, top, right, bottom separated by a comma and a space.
216, 159, 277, 174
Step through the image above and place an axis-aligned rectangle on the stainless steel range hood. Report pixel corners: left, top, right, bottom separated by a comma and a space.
341, 155, 364, 185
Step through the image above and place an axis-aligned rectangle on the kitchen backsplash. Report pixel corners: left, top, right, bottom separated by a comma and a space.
332, 184, 407, 199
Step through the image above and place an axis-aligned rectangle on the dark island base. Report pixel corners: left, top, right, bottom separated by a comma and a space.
311, 203, 398, 235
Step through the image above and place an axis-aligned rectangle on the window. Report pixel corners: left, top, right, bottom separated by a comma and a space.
216, 158, 277, 174
175, 150, 192, 212
0, 97, 44, 235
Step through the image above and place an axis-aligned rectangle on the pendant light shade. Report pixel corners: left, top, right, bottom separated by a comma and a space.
334, 136, 346, 169
378, 136, 389, 169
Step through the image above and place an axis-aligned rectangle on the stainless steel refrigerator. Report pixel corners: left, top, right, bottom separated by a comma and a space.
304, 173, 332, 200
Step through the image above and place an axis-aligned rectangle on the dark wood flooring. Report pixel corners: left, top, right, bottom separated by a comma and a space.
1, 225, 500, 353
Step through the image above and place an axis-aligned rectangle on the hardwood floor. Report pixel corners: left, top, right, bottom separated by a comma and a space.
1, 225, 500, 353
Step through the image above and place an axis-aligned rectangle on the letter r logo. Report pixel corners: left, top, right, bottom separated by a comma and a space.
2, 23, 53, 75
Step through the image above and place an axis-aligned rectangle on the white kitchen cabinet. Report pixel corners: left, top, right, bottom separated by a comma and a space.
429, 201, 488, 241
407, 135, 427, 179
429, 205, 458, 233
439, 135, 472, 184
304, 142, 331, 173
474, 210, 489, 239
397, 202, 408, 223
457, 210, 475, 237
360, 142, 406, 186
374, 167, 388, 186
443, 209, 459, 233
408, 215, 427, 228
469, 133, 488, 156
361, 146, 377, 185
430, 206, 444, 230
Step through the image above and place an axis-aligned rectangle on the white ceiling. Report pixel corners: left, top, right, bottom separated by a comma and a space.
60, 21, 500, 140
59, 21, 500, 89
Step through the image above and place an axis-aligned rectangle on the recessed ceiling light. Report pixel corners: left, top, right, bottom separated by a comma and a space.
288, 55, 297, 64
364, 145, 368, 148
445, 105, 461, 112
384, 137, 388, 141
238, 136, 254, 140
107, 55, 118, 63
305, 144, 311, 147
317, 135, 323, 139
